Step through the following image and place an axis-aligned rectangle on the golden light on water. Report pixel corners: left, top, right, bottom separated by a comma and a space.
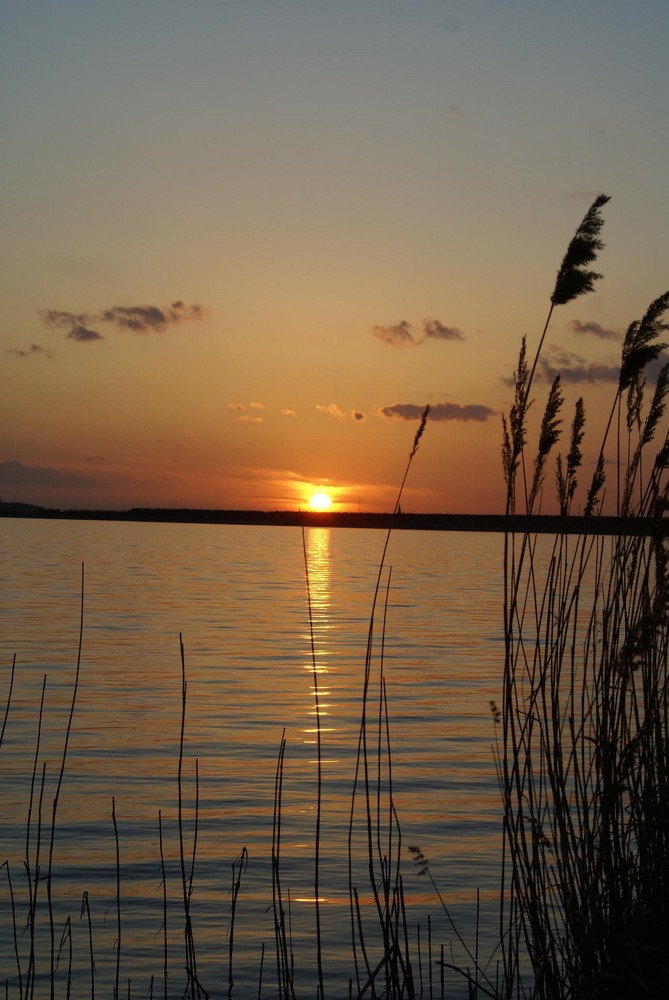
302, 527, 336, 749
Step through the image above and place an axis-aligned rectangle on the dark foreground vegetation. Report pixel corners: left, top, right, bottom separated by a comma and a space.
2, 195, 668, 997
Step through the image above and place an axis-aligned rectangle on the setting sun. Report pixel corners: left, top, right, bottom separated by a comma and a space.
308, 491, 332, 511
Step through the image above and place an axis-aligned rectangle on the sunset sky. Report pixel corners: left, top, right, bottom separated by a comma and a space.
2, 1, 668, 514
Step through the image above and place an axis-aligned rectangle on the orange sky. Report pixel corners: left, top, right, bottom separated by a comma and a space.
2, 3, 668, 514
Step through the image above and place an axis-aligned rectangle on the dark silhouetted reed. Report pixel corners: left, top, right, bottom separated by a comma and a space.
497, 195, 668, 999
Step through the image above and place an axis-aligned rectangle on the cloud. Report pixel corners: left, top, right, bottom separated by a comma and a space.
281, 409, 297, 417
39, 309, 105, 342
67, 325, 104, 342
229, 402, 268, 417
6, 343, 54, 359
372, 320, 417, 346
39, 309, 91, 329
380, 402, 495, 422
542, 362, 619, 385
316, 403, 348, 421
315, 403, 365, 422
100, 301, 206, 333
566, 319, 618, 341
39, 300, 207, 341
373, 318, 463, 346
422, 318, 463, 341
0, 459, 101, 488
539, 348, 619, 384
235, 415, 264, 423
539, 349, 669, 386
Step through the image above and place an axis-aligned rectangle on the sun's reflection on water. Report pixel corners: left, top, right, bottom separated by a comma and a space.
303, 525, 331, 645
301, 527, 340, 750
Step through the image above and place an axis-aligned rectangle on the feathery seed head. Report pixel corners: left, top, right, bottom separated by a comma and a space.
410, 404, 431, 459
551, 194, 610, 306
619, 291, 669, 391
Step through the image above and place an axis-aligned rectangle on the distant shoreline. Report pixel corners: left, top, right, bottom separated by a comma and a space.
1, 501, 666, 536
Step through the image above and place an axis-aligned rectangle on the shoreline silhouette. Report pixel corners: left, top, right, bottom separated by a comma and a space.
1, 500, 665, 536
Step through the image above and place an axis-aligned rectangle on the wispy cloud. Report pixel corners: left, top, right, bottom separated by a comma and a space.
380, 402, 495, 422
0, 459, 101, 488
6, 343, 55, 359
566, 319, 618, 341
372, 318, 463, 346
372, 320, 416, 346
68, 325, 104, 342
39, 309, 90, 329
539, 347, 619, 384
539, 348, 669, 386
100, 301, 206, 333
422, 318, 463, 341
39, 309, 103, 341
315, 403, 366, 422
39, 300, 208, 342
228, 401, 266, 419
281, 408, 297, 417
316, 403, 348, 421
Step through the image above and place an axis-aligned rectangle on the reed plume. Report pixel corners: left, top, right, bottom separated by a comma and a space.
555, 396, 585, 515
551, 193, 610, 306
501, 194, 610, 514
528, 373, 563, 511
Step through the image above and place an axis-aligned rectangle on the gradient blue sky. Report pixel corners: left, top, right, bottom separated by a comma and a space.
2, 1, 668, 512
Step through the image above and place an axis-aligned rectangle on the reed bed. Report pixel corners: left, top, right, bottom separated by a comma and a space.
496, 195, 669, 999
2, 196, 668, 998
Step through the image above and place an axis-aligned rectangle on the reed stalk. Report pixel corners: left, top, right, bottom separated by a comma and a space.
112, 797, 121, 1000
177, 635, 206, 999
25, 678, 47, 999
271, 730, 295, 999
346, 405, 429, 998
158, 811, 167, 1000
1, 862, 21, 998
227, 846, 248, 997
257, 940, 265, 999
47, 562, 85, 1000
0, 655, 16, 751
80, 890, 95, 1000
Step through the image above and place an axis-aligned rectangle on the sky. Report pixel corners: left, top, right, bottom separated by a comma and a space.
2, 0, 668, 514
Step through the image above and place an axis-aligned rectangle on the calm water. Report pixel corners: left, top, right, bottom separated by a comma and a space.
1, 519, 507, 997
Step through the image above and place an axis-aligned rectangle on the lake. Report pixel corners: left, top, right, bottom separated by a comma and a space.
1, 518, 508, 998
